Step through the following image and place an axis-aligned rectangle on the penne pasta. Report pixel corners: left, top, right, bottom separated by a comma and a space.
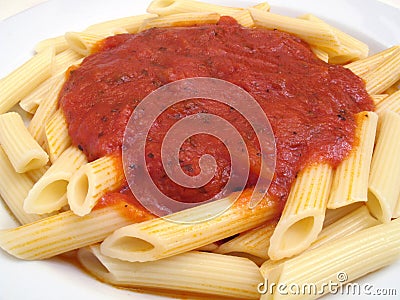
250, 2, 270, 12
35, 35, 68, 54
310, 47, 329, 62
52, 49, 83, 74
65, 32, 107, 56
139, 12, 220, 32
79, 245, 262, 299
28, 73, 66, 146
26, 165, 50, 183
101, 190, 280, 262
364, 47, 400, 95
375, 89, 400, 115
367, 110, 400, 222
44, 109, 72, 163
0, 48, 54, 114
345, 45, 400, 77
0, 147, 44, 224
0, 201, 142, 260
327, 112, 378, 209
68, 155, 124, 216
0, 112, 49, 173
23, 146, 87, 214
260, 218, 400, 300
371, 94, 388, 105
323, 202, 363, 227
268, 164, 333, 260
216, 220, 277, 260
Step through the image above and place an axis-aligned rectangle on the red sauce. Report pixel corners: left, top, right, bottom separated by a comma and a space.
59, 17, 374, 207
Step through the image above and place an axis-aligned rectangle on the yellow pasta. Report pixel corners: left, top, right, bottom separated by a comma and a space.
52, 49, 83, 74
323, 202, 363, 227
68, 155, 124, 216
23, 146, 87, 214
375, 89, 400, 115
364, 47, 400, 95
328, 112, 378, 209
35, 35, 69, 54
310, 47, 329, 62
0, 112, 49, 173
101, 191, 280, 262
0, 147, 44, 224
79, 246, 262, 299
0, 48, 54, 114
26, 165, 50, 183
371, 94, 388, 105
44, 109, 72, 163
268, 164, 333, 260
251, 2, 270, 12
139, 12, 220, 32
367, 110, 400, 222
0, 202, 135, 260
65, 32, 107, 56
260, 218, 400, 300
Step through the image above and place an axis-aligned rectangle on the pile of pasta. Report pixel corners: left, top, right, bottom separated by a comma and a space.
1, 1, 400, 299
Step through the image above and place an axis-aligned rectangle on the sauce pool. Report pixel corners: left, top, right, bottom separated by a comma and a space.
59, 17, 374, 208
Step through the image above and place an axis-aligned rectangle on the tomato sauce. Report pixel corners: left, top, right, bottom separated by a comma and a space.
59, 17, 374, 207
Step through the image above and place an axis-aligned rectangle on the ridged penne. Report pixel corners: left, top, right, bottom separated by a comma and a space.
250, 2, 270, 12
371, 94, 388, 105
52, 49, 83, 74
65, 32, 107, 56
26, 165, 50, 183
139, 12, 220, 32
345, 46, 400, 77
310, 47, 329, 62
249, 9, 341, 54
375, 89, 400, 115
28, 73, 65, 146
101, 190, 280, 262
0, 47, 54, 114
216, 220, 277, 260
364, 47, 400, 95
23, 146, 87, 214
0, 202, 138, 260
79, 246, 262, 299
323, 202, 363, 227
85, 14, 158, 34
260, 218, 400, 300
0, 147, 44, 224
44, 109, 71, 163
268, 164, 333, 260
367, 111, 400, 222
328, 112, 378, 209
35, 35, 69, 54
0, 112, 49, 173
68, 155, 124, 216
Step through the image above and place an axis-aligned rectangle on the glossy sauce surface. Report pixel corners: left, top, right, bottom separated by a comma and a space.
59, 17, 374, 207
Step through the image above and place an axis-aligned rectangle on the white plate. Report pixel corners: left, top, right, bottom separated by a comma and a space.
0, 0, 399, 299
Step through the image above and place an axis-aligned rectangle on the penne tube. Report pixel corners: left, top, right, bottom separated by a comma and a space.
364, 47, 400, 95
65, 32, 107, 56
26, 165, 50, 183
249, 9, 341, 54
371, 94, 388, 105
19, 73, 61, 114
328, 112, 378, 209
0, 47, 54, 114
195, 242, 219, 252
0, 147, 44, 224
259, 218, 400, 300
375, 89, 400, 115
52, 49, 83, 74
85, 14, 158, 34
44, 109, 71, 163
268, 164, 333, 260
216, 220, 277, 260
367, 111, 400, 222
79, 246, 262, 299
101, 190, 281, 262
0, 201, 146, 260
23, 146, 87, 214
323, 202, 363, 227
345, 46, 400, 77
299, 13, 369, 63
310, 47, 329, 62
250, 2, 270, 12
28, 73, 66, 146
0, 112, 49, 173
35, 35, 69, 54
68, 155, 124, 216
139, 12, 220, 32
384, 79, 399, 95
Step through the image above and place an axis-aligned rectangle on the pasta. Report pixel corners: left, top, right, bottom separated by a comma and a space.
0, 1, 399, 299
